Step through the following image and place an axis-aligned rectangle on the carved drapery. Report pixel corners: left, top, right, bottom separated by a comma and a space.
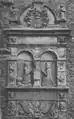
17, 60, 33, 87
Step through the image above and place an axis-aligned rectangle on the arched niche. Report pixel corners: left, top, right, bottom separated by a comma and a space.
17, 51, 34, 87
40, 51, 57, 87
20, 1, 56, 28
41, 51, 57, 61
17, 51, 33, 61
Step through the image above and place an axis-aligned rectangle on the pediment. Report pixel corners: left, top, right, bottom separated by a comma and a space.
20, 1, 56, 28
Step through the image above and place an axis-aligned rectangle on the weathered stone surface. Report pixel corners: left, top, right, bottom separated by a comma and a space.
0, 0, 74, 119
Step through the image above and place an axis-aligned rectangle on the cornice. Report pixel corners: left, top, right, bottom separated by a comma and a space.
5, 86, 69, 92
3, 27, 71, 36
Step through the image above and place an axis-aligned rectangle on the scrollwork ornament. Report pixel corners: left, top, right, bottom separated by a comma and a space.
59, 101, 67, 112
8, 61, 17, 86
20, 1, 50, 28
23, 7, 49, 28
57, 71, 66, 85
8, 101, 17, 116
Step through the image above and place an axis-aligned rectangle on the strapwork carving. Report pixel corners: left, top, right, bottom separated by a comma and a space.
20, 1, 55, 28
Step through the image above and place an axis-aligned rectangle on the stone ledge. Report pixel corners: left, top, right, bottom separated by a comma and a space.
5, 86, 69, 92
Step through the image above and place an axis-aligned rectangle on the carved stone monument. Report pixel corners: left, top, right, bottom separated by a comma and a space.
0, 1, 70, 119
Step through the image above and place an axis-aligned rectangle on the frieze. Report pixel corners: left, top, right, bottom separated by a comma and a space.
6, 100, 59, 118
4, 99, 67, 118
8, 36, 57, 45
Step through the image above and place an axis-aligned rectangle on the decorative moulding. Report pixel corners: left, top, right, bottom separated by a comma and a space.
3, 27, 71, 36
5, 86, 69, 92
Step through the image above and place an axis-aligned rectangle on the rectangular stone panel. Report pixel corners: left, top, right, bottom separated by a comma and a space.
8, 37, 57, 45
13, 90, 57, 100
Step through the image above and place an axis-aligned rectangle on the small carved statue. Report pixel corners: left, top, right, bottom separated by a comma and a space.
17, 61, 34, 87
41, 62, 55, 87
23, 62, 32, 86
8, 3, 20, 24
60, 4, 66, 20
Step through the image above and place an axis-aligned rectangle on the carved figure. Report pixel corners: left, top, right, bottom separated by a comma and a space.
3, 3, 20, 25
8, 4, 20, 24
60, 4, 66, 20
23, 62, 31, 85
41, 62, 55, 86
17, 61, 34, 87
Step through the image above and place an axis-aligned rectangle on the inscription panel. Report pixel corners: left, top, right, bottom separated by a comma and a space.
8, 37, 57, 45
13, 91, 56, 101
